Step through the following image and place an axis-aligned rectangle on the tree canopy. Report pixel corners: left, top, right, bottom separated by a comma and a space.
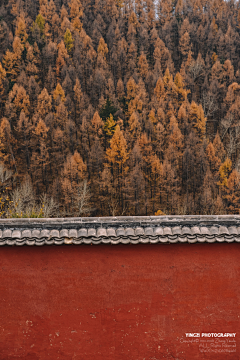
0, 0, 240, 216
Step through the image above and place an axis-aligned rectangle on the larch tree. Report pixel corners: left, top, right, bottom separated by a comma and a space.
69, 0, 83, 33
73, 78, 83, 125
30, 118, 49, 192
15, 13, 28, 46
205, 142, 221, 175
106, 124, 128, 208
0, 117, 17, 172
64, 29, 74, 54
89, 111, 104, 147
218, 158, 232, 189
56, 41, 69, 79
53, 83, 66, 105
60, 151, 87, 213
15, 110, 32, 175
5, 84, 30, 128
189, 101, 207, 140
138, 52, 149, 80
125, 142, 145, 215
25, 43, 39, 80
223, 169, 240, 214
3, 37, 24, 84
0, 63, 7, 117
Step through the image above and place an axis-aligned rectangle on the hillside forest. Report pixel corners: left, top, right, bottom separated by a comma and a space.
0, 0, 240, 217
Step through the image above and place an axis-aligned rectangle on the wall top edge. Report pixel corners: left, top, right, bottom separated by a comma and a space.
0, 215, 239, 223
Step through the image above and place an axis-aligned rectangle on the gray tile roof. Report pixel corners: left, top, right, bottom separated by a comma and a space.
0, 215, 240, 246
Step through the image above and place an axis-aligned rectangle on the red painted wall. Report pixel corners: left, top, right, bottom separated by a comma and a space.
0, 243, 239, 360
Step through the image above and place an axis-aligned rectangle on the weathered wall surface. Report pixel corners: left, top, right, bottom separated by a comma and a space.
0, 243, 239, 360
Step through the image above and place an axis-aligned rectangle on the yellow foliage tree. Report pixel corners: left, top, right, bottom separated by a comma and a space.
61, 151, 87, 210
218, 158, 232, 187
154, 77, 165, 102
0, 63, 7, 112
189, 101, 207, 139
64, 28, 74, 54
69, 0, 83, 32
15, 13, 28, 45
224, 169, 240, 214
53, 83, 65, 103
97, 37, 108, 59
174, 72, 190, 105
106, 125, 128, 167
104, 113, 116, 138
3, 37, 24, 84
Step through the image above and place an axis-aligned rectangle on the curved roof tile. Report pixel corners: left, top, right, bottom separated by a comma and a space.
0, 215, 240, 245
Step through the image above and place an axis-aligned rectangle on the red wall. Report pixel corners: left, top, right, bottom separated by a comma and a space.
0, 243, 239, 360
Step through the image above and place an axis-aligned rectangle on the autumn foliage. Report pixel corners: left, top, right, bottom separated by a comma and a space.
1, 0, 240, 216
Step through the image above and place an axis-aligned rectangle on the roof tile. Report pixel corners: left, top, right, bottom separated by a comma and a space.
60, 229, 69, 238
139, 238, 149, 244
78, 229, 87, 237
121, 238, 131, 244
178, 236, 188, 243
106, 228, 116, 237
200, 227, 210, 235
69, 229, 78, 238
154, 227, 163, 236
97, 228, 107, 237
168, 235, 178, 243
0, 216, 239, 245
6, 239, 15, 245
35, 241, 45, 246
101, 238, 111, 244
125, 228, 135, 236
163, 227, 172, 236
206, 236, 216, 243
209, 226, 219, 235
196, 236, 206, 243
54, 239, 64, 245
3, 229, 12, 238
22, 229, 31, 238
187, 236, 197, 243
40, 229, 50, 238
83, 238, 92, 244
228, 226, 238, 235
218, 226, 229, 235
172, 226, 182, 235
50, 229, 60, 238
144, 227, 154, 236
116, 228, 125, 236
191, 226, 201, 234
32, 229, 41, 238
12, 230, 21, 239
64, 238, 73, 244
88, 228, 96, 237
158, 236, 168, 243
135, 227, 144, 236
26, 240, 35, 246
16, 240, 25, 246
150, 238, 159, 244
182, 227, 192, 235
111, 239, 120, 244
45, 239, 54, 245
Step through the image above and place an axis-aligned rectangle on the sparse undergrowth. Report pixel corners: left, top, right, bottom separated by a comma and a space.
0, 163, 92, 218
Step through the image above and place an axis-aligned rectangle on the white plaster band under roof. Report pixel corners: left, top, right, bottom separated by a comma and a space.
0, 215, 240, 246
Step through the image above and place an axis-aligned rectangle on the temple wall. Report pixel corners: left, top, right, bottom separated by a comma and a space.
0, 243, 239, 359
